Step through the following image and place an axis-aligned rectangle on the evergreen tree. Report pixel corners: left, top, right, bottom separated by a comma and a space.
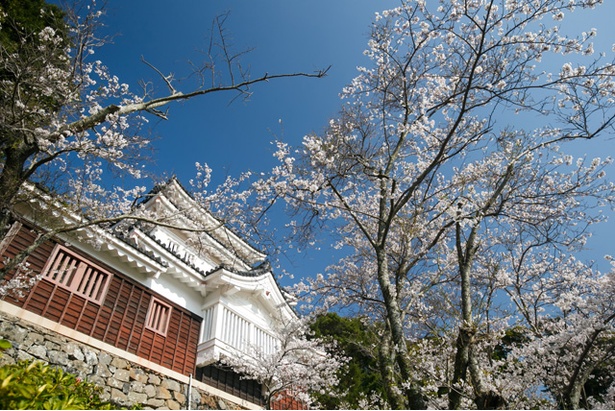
310, 313, 387, 409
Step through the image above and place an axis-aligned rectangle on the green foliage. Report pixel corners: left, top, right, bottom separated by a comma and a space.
310, 313, 387, 409
0, 359, 117, 410
0, 338, 11, 351
0, 0, 70, 120
0, 0, 67, 52
581, 354, 615, 408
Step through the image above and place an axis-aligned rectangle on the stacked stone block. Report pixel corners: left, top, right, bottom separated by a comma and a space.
0, 312, 242, 410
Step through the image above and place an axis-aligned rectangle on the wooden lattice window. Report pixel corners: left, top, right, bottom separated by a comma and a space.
146, 297, 172, 335
42, 244, 112, 304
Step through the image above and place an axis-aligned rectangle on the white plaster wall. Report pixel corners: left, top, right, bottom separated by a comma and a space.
65, 237, 204, 315
145, 273, 202, 314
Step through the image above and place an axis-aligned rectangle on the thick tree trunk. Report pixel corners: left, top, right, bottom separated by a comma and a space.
375, 247, 426, 409
449, 219, 505, 409
372, 172, 426, 409
449, 217, 475, 409
560, 325, 609, 409
563, 379, 585, 410
449, 326, 471, 409
469, 341, 506, 409
0, 140, 36, 281
0, 168, 25, 238
377, 326, 405, 410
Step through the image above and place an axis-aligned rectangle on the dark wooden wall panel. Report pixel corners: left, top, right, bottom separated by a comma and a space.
198, 365, 265, 406
76, 302, 99, 335
1, 224, 54, 309
0, 221, 202, 376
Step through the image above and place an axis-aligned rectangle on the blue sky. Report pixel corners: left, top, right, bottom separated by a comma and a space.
96, 1, 400, 282
98, 1, 398, 179
96, 1, 615, 283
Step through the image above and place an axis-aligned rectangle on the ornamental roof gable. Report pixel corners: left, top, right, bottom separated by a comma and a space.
204, 262, 297, 323
139, 177, 266, 271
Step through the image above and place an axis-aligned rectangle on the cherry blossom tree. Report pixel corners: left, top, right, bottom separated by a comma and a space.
222, 0, 615, 408
0, 0, 327, 283
220, 316, 345, 410
496, 255, 615, 409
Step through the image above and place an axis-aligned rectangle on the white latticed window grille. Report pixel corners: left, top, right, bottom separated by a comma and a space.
43, 244, 112, 304
222, 307, 250, 351
146, 297, 172, 335
254, 326, 277, 355
201, 306, 215, 341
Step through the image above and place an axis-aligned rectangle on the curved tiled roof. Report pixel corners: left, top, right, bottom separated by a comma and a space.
205, 260, 296, 308
125, 223, 277, 282
211, 260, 273, 278
147, 233, 210, 277
117, 178, 295, 305
114, 231, 169, 268
147, 177, 267, 263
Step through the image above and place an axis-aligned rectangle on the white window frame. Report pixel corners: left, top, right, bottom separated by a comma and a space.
42, 244, 112, 305
146, 297, 173, 336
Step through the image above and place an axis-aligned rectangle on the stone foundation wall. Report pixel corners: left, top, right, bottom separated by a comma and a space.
0, 310, 247, 410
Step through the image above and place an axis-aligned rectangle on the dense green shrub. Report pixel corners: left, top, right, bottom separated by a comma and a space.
0, 359, 116, 410
0, 338, 122, 410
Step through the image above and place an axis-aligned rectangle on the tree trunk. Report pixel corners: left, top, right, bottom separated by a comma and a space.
0, 168, 25, 240
375, 247, 425, 409
469, 341, 506, 409
449, 217, 475, 409
561, 326, 607, 409
449, 219, 505, 409
449, 326, 471, 409
377, 325, 405, 410
0, 140, 37, 281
